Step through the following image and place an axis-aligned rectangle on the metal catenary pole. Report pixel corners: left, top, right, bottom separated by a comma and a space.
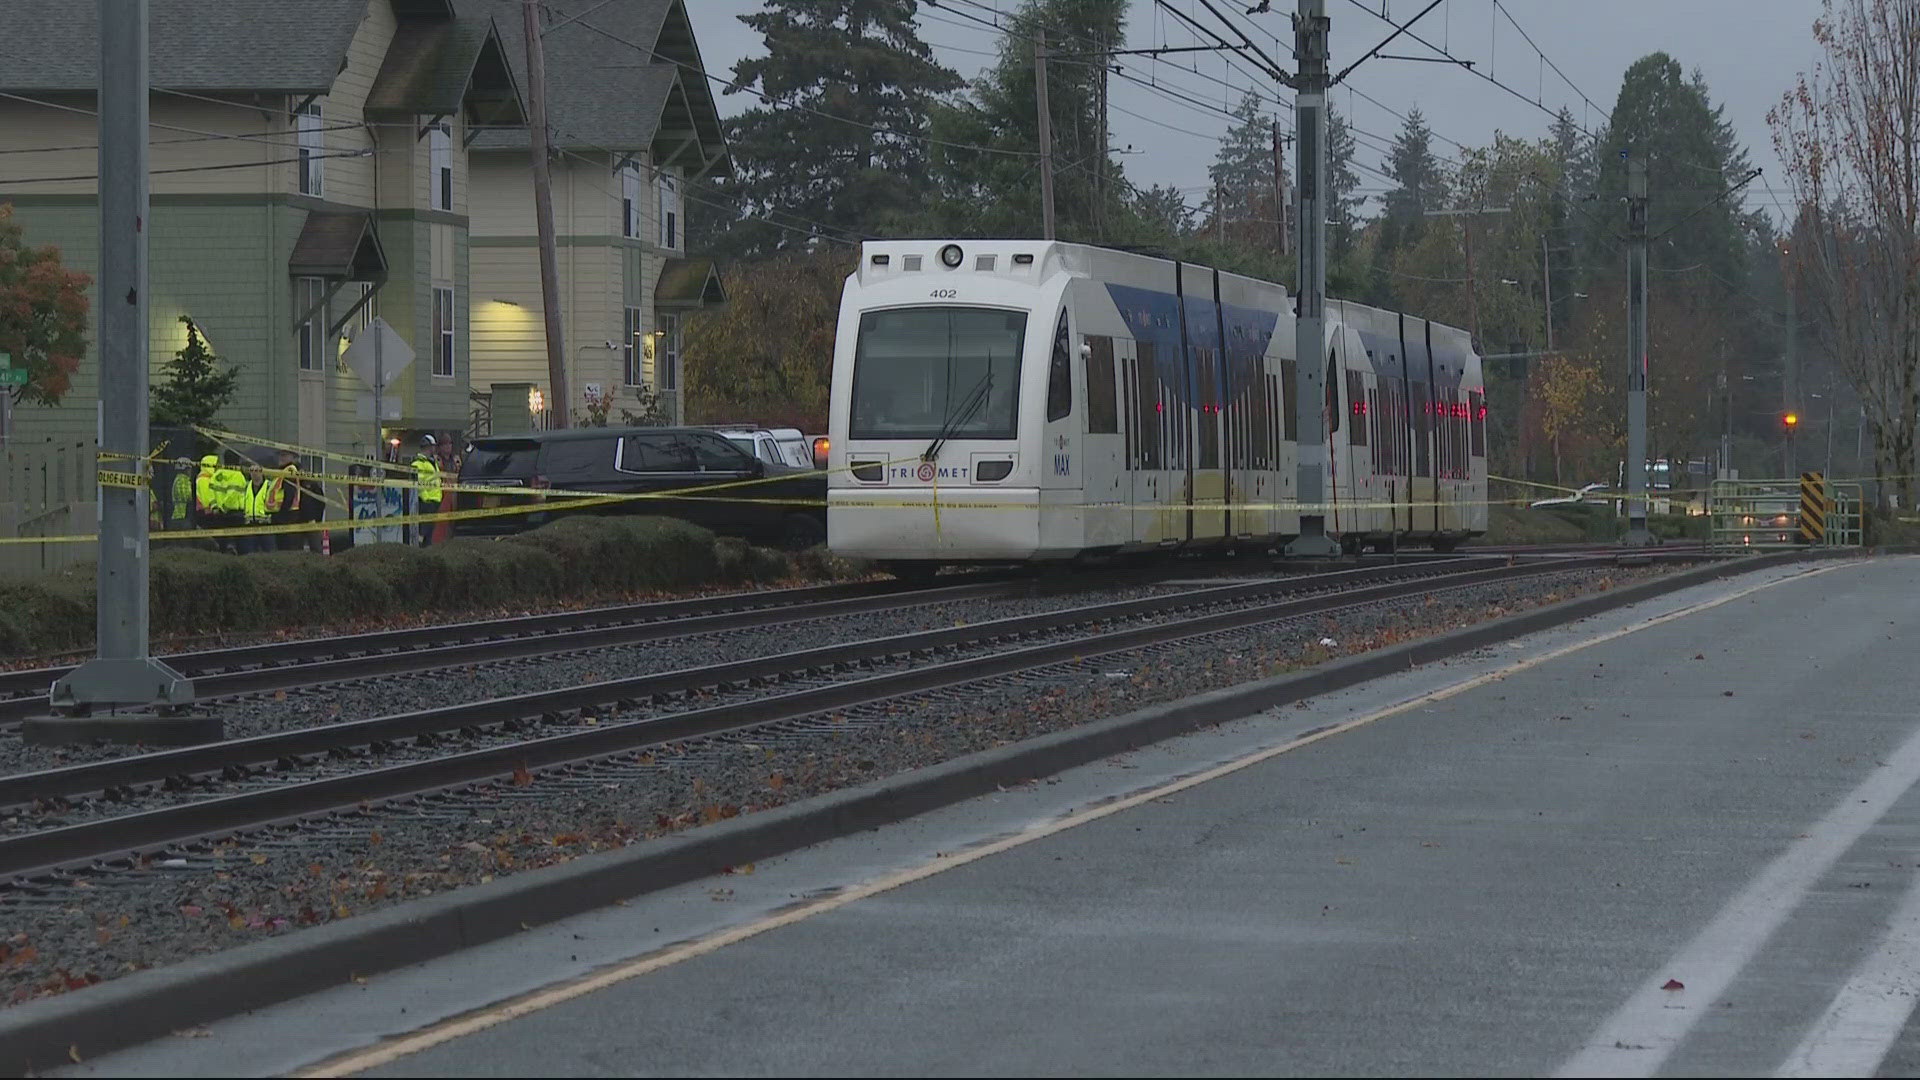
45, 0, 194, 719
524, 0, 571, 428
1285, 0, 1339, 557
1784, 285, 1799, 478
1622, 154, 1653, 546
1035, 31, 1056, 241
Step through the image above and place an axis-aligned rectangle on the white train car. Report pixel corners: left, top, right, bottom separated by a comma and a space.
826, 240, 1486, 575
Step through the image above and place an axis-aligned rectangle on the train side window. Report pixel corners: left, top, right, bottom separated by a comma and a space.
1324, 348, 1340, 434
1046, 309, 1073, 422
1469, 390, 1486, 457
1411, 380, 1431, 477
1197, 348, 1219, 469
1346, 371, 1368, 447
1280, 360, 1299, 442
1133, 345, 1162, 470
1085, 336, 1118, 434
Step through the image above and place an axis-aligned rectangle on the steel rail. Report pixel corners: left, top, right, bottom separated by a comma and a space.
0, 557, 1609, 880
0, 573, 1045, 725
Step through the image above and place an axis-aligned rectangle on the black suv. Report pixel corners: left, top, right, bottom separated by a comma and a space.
455, 427, 826, 548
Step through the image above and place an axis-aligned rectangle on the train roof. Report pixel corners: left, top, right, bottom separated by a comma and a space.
853, 239, 1474, 348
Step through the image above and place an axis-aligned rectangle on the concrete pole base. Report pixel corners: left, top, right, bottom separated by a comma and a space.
21, 711, 225, 747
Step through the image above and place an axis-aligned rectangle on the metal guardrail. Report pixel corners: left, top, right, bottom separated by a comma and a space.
1707, 477, 1863, 551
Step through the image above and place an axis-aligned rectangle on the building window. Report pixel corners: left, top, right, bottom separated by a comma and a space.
432, 286, 455, 377
620, 162, 642, 239
297, 276, 326, 371
429, 121, 452, 211
658, 171, 679, 249
659, 312, 679, 390
296, 100, 324, 196
623, 306, 643, 386
350, 282, 377, 331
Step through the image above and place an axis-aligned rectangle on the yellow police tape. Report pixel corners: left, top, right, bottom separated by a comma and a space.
8, 427, 1697, 549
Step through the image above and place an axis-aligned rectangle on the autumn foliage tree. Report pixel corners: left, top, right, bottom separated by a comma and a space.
684, 251, 855, 430
0, 203, 89, 407
1771, 0, 1920, 508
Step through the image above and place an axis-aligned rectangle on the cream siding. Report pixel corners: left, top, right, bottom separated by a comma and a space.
470, 151, 690, 423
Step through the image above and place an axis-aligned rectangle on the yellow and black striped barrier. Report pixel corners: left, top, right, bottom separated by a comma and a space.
1799, 471, 1829, 544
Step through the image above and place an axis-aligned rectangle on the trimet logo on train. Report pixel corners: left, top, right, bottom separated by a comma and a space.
896, 463, 969, 481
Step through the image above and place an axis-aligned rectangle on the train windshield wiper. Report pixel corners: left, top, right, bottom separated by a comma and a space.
922, 353, 994, 463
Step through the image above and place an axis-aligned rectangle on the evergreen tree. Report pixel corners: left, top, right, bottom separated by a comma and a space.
1327, 107, 1363, 262
702, 1, 961, 257
1587, 54, 1755, 292
1384, 107, 1450, 221
924, 0, 1129, 241
151, 317, 238, 436
1133, 182, 1193, 239
1202, 91, 1280, 248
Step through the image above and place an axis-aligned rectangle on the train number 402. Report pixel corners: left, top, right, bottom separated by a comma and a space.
929, 288, 957, 299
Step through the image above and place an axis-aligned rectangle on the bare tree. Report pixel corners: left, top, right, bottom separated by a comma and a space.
1770, 0, 1920, 509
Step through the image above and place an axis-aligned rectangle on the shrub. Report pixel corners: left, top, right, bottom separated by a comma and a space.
0, 515, 864, 659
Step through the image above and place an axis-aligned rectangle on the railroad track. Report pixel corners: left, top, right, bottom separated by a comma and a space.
0, 572, 1058, 727
0, 555, 1624, 883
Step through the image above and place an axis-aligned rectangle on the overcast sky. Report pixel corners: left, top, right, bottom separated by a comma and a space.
682, 0, 1824, 225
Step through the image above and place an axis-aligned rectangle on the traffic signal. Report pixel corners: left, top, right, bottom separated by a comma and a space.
1784, 412, 1800, 429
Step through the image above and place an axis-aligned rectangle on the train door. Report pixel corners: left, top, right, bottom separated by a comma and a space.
1082, 334, 1126, 548
1123, 341, 1172, 544
1181, 265, 1225, 544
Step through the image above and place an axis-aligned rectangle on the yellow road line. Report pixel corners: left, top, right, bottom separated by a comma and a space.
295, 558, 1850, 1078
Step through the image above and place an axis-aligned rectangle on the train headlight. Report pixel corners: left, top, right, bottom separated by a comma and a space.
939, 244, 964, 269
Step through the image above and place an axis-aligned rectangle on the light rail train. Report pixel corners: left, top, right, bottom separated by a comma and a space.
826, 240, 1487, 576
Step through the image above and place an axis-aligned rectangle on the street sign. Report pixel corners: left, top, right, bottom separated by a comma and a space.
339, 317, 414, 390
0, 351, 20, 386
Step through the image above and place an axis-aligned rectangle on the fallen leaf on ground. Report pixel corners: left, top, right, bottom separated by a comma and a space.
512, 765, 533, 787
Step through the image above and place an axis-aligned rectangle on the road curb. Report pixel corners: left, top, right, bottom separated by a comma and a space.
0, 551, 1828, 1073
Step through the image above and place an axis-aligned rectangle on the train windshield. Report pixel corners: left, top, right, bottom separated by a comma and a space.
850, 307, 1028, 440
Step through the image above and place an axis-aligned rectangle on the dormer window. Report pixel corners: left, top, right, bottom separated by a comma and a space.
658, 171, 679, 249
429, 121, 452, 211
296, 100, 324, 196
621, 161, 642, 239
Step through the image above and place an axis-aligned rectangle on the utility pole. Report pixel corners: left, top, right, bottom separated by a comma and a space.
35, 0, 202, 744
1622, 154, 1653, 547
1542, 234, 1553, 352
524, 0, 570, 428
1034, 31, 1056, 241
1285, 0, 1340, 557
1095, 34, 1107, 242
1272, 118, 1289, 256
1784, 285, 1799, 478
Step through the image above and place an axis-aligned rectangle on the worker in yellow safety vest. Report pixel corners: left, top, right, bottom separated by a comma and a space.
194, 455, 219, 525
412, 434, 443, 547
240, 462, 275, 554
212, 454, 250, 553
168, 458, 194, 530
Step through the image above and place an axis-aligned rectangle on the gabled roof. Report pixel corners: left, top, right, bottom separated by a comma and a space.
655, 258, 727, 309
460, 0, 726, 171
366, 14, 525, 129
290, 212, 389, 279
0, 0, 366, 94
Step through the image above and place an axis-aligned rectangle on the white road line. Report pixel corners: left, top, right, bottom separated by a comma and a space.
1557, 688, 1920, 1074
1774, 869, 1920, 1077
301, 563, 1844, 1079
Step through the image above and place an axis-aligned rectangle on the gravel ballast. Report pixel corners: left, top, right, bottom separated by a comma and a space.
0, 565, 1662, 1006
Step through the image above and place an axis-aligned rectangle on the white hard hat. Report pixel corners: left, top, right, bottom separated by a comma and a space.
420, 434, 437, 447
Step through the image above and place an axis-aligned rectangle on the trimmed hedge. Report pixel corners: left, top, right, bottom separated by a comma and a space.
0, 516, 865, 658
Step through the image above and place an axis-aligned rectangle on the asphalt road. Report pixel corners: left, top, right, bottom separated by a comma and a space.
64, 556, 1920, 1077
